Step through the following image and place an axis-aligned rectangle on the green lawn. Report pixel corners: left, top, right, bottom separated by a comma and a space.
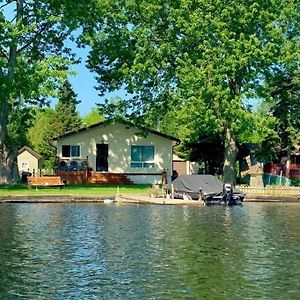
0, 183, 152, 197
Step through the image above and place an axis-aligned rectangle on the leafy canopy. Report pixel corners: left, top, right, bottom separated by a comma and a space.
84, 0, 298, 180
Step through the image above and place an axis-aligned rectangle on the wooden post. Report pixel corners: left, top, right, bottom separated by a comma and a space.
162, 169, 167, 185
199, 188, 202, 201
285, 146, 291, 186
171, 183, 174, 200
115, 186, 120, 202
85, 156, 89, 183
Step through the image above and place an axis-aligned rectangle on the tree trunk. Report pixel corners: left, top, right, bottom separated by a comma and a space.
0, 146, 19, 184
0, 0, 23, 184
223, 127, 238, 185
285, 145, 291, 186
0, 95, 19, 183
223, 79, 242, 185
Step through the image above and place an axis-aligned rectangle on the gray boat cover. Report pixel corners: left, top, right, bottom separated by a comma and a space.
165, 175, 243, 196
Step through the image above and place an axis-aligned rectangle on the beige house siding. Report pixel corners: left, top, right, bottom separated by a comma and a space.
17, 151, 40, 176
55, 123, 173, 182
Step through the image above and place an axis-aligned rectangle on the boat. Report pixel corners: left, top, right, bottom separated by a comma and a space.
165, 175, 244, 205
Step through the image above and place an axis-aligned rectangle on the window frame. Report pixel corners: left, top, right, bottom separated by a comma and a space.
61, 144, 81, 158
130, 145, 155, 169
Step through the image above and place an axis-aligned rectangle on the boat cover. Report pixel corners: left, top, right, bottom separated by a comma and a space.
165, 175, 243, 197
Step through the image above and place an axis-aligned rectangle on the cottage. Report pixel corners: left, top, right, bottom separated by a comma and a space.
52, 120, 180, 184
17, 146, 42, 177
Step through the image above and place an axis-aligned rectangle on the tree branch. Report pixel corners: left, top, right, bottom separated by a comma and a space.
8, 0, 23, 80
17, 22, 51, 53
0, 48, 8, 61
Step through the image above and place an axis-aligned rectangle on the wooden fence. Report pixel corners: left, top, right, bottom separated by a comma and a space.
238, 185, 300, 196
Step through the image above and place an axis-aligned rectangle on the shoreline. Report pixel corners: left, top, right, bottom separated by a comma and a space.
0, 194, 113, 203
0, 193, 299, 204
245, 195, 299, 202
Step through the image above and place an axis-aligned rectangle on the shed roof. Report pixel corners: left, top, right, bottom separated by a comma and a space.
18, 146, 42, 159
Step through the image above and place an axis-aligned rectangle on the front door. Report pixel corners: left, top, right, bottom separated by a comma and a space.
96, 144, 108, 172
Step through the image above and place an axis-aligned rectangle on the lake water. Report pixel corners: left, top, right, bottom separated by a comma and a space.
1, 202, 300, 299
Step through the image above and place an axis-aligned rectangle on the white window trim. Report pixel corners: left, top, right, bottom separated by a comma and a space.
130, 145, 155, 168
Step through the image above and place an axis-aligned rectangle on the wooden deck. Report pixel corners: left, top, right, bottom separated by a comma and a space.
88, 172, 133, 184
55, 171, 133, 184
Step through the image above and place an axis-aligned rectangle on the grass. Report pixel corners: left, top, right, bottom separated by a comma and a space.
0, 183, 152, 197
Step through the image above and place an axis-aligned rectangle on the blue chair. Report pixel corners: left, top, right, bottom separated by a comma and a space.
69, 160, 79, 171
80, 161, 88, 170
58, 161, 68, 171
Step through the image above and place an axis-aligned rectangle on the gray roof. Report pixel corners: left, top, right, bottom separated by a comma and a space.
52, 120, 180, 142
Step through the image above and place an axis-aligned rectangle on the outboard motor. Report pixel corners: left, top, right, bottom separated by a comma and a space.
223, 183, 234, 205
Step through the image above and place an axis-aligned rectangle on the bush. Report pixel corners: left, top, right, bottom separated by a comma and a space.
290, 178, 300, 186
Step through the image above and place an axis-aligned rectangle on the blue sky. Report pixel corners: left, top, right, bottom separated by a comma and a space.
1, 4, 113, 116
2, 3, 124, 116
68, 47, 99, 115
64, 47, 127, 116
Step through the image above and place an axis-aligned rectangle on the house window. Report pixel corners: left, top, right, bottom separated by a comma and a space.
62, 145, 80, 158
131, 146, 155, 168
21, 162, 29, 171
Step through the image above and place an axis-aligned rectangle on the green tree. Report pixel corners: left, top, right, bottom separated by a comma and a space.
253, 64, 300, 164
86, 0, 298, 183
28, 81, 83, 171
265, 67, 300, 178
27, 108, 55, 170
268, 68, 300, 149
0, 0, 97, 183
8, 106, 34, 148
82, 107, 104, 126
51, 80, 82, 137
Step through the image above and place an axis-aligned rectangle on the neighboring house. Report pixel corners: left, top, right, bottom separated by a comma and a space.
52, 120, 180, 184
17, 146, 42, 176
292, 149, 300, 164
173, 154, 199, 177
261, 145, 300, 180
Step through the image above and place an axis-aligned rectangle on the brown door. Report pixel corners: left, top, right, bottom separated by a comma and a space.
96, 144, 108, 172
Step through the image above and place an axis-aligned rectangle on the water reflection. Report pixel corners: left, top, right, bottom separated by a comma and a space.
1, 203, 300, 299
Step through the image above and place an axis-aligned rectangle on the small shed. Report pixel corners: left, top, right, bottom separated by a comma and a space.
17, 146, 42, 177
173, 155, 199, 177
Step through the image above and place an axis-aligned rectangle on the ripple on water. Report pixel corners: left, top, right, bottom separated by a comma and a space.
1, 202, 300, 299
